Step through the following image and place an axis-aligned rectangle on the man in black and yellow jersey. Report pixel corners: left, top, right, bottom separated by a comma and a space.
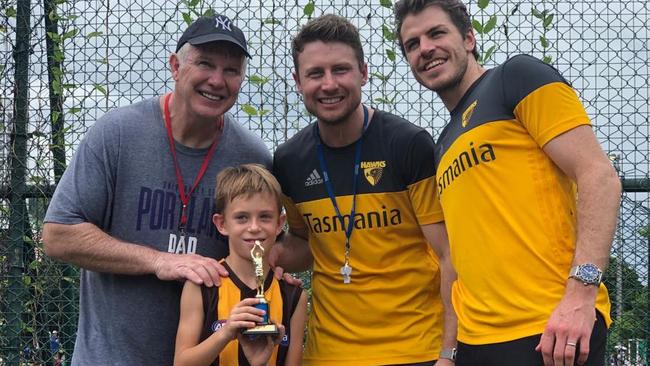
395, 1, 622, 366
271, 14, 457, 366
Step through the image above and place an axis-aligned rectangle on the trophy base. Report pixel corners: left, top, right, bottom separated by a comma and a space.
242, 323, 279, 336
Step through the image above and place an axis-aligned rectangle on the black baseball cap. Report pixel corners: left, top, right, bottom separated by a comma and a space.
176, 14, 250, 58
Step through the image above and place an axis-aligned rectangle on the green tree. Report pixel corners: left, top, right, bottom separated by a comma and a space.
638, 225, 649, 238
604, 257, 645, 315
603, 256, 647, 355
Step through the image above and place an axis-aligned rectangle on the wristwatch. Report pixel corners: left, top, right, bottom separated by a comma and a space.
569, 263, 603, 286
439, 347, 456, 362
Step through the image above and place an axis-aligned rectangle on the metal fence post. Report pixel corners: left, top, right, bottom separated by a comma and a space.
43, 0, 78, 355
7, 0, 31, 363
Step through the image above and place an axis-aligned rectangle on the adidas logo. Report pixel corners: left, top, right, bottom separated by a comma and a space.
304, 169, 324, 187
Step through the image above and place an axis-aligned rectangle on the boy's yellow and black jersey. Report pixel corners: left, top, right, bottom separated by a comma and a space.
435, 54, 611, 345
199, 261, 303, 366
273, 110, 444, 365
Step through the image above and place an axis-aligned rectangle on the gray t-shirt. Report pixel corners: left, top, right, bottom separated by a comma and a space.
44, 96, 271, 365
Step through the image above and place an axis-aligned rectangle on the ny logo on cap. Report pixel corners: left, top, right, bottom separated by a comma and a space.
214, 16, 232, 31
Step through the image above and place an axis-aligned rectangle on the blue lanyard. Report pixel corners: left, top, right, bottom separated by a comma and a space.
315, 105, 369, 264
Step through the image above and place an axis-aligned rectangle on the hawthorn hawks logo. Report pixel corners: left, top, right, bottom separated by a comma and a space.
361, 161, 386, 186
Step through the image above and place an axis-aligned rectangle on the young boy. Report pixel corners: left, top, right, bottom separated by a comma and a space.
174, 164, 307, 366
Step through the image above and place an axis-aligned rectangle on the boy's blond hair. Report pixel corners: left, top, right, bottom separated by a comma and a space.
214, 164, 283, 214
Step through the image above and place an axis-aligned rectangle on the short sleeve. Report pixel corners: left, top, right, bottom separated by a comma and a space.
503, 55, 591, 147
404, 130, 444, 224
44, 122, 115, 228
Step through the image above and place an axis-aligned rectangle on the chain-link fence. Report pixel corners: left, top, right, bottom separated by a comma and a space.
1, 0, 648, 364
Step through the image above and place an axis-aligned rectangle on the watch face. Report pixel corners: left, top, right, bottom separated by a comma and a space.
580, 264, 600, 282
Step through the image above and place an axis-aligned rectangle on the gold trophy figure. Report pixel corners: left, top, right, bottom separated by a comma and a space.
242, 240, 279, 335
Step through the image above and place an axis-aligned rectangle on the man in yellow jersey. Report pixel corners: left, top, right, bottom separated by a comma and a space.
395, 1, 621, 366
271, 14, 457, 366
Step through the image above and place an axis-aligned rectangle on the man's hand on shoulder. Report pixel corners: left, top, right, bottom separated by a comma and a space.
153, 252, 229, 287
271, 265, 303, 287
268, 232, 306, 287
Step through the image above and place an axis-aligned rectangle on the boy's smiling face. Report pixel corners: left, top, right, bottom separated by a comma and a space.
213, 192, 285, 262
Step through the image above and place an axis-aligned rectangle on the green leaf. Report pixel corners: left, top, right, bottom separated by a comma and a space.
52, 79, 62, 96
47, 32, 61, 41
52, 111, 61, 123
532, 8, 543, 19
96, 58, 109, 65
67, 15, 79, 21
48, 10, 59, 21
189, 0, 200, 7
0, 25, 6, 33
63, 83, 77, 90
94, 83, 108, 96
241, 104, 258, 116
380, 0, 393, 9
69, 107, 82, 114
483, 45, 496, 62
373, 96, 394, 104
259, 109, 271, 116
53, 49, 65, 62
371, 72, 389, 83
6, 7, 16, 17
382, 25, 396, 41
62, 29, 79, 40
543, 55, 552, 64
249, 75, 269, 85
182, 13, 192, 26
264, 17, 282, 25
23, 276, 32, 286
51, 67, 62, 78
386, 49, 396, 62
86, 31, 103, 39
539, 35, 549, 48
478, 0, 489, 10
29, 260, 39, 270
472, 19, 483, 34
304, 1, 315, 17
203, 8, 215, 17
484, 16, 497, 33
543, 14, 554, 30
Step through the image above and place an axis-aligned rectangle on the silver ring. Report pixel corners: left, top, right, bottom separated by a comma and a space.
566, 342, 577, 347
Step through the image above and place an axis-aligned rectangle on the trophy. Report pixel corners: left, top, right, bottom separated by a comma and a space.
242, 240, 279, 336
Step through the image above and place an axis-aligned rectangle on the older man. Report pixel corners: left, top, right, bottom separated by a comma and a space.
43, 15, 270, 365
